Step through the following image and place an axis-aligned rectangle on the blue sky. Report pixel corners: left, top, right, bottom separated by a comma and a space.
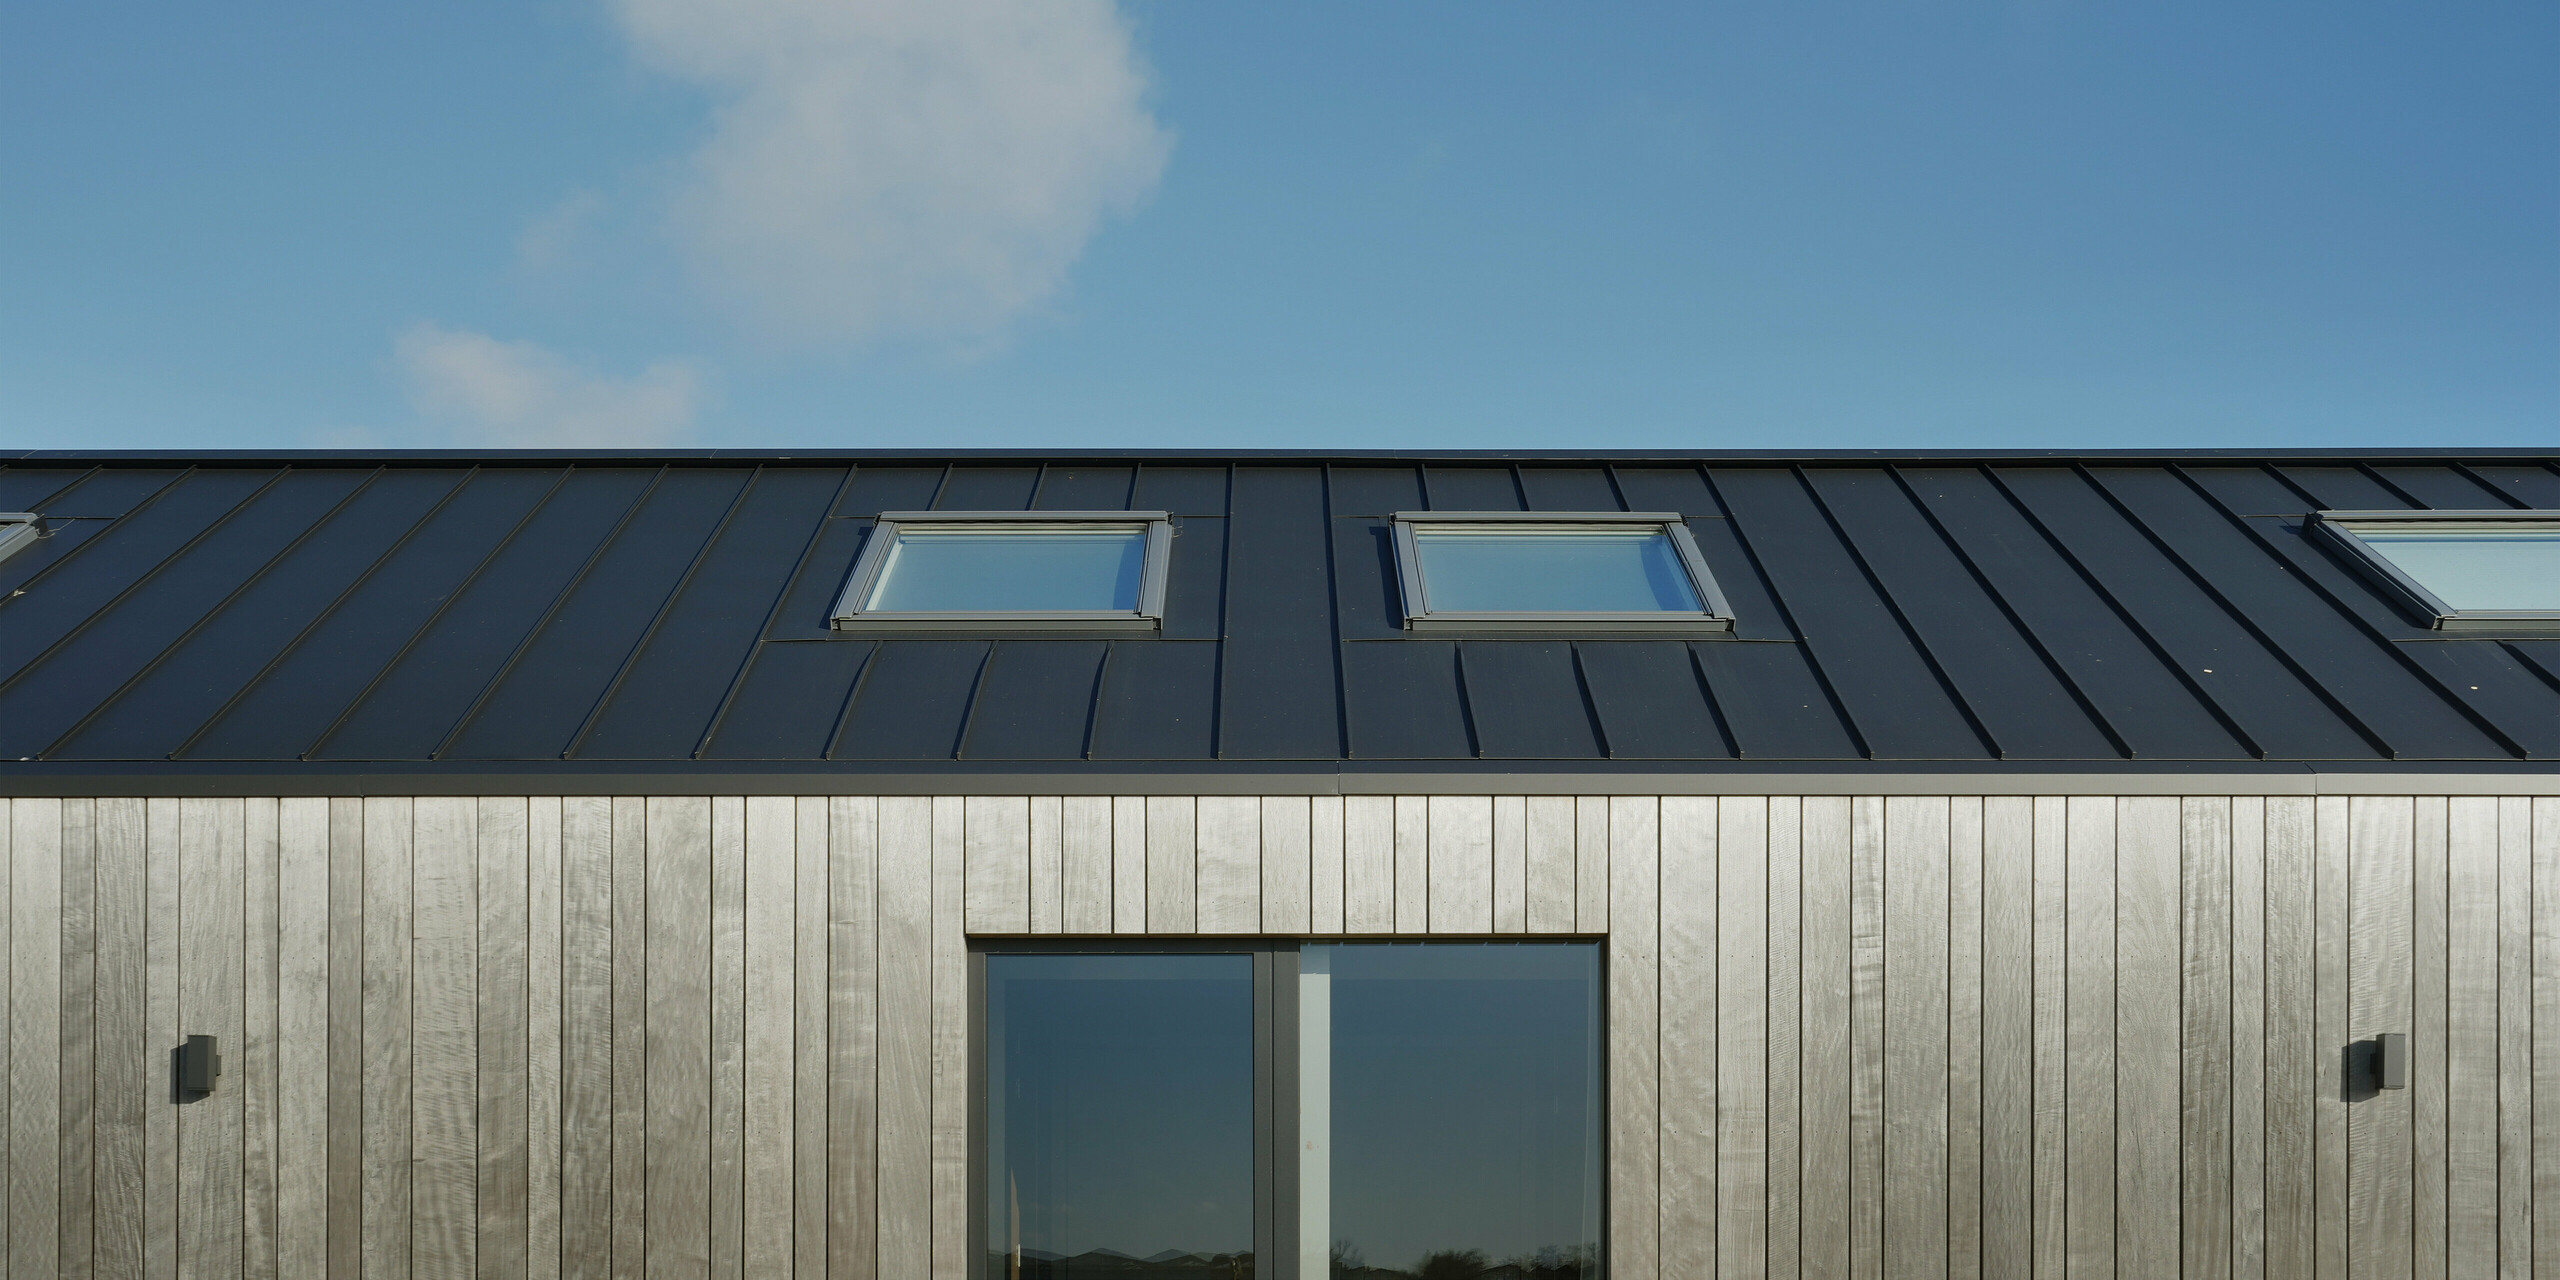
1, 1, 2552, 451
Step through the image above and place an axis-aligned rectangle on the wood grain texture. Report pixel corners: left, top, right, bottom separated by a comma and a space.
2413, 795, 2448, 1280
558, 797, 616, 1280
1309, 796, 1346, 936
2532, 798, 2558, 1278
1655, 795, 1716, 1280
58, 800, 96, 1280
2312, 796, 2350, 1280
1029, 796, 1064, 935
742, 797, 797, 1276
1849, 796, 1885, 1280
1607, 796, 1660, 1280
1259, 797, 1311, 936
929, 796, 968, 1280
1946, 798, 1982, 1280
2112, 796, 2180, 1280
962, 797, 1030, 936
1492, 795, 1526, 934
828, 796, 882, 1280
1882, 796, 1949, 1280
1059, 796, 1113, 935
1110, 798, 1146, 936
610, 797, 647, 1280
1979, 796, 2033, 1280
2498, 797, 2532, 1280
2444, 798, 2500, 1280
1577, 797, 1610, 933
325, 798, 364, 1280
1144, 797, 1197, 934
1798, 796, 1852, 1280
10, 799, 61, 1280
477, 797, 531, 1280
92, 797, 146, 1280
1343, 796, 1393, 935
242, 801, 280, 1280
527, 798, 565, 1280
276, 799, 331, 1280
872, 797, 931, 1280
1719, 796, 1770, 1279
363, 797, 415, 1280
2263, 796, 2318, 1280
148, 798, 183, 1280
1765, 798, 1804, 1280
644, 797, 714, 1277
1525, 796, 1576, 935
0, 800, 11, 1279
1394, 796, 1429, 935
2347, 797, 2414, 1279
710, 797, 749, 1279
2063, 797, 2116, 1280
2029, 797, 2067, 1280
182, 799, 248, 1280
1427, 795, 1493, 935
1193, 796, 1261, 935
2229, 797, 2267, 1280
410, 797, 481, 1280
793, 797, 831, 1280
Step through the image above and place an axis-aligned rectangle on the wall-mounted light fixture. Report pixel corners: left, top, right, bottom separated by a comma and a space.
175, 1034, 220, 1100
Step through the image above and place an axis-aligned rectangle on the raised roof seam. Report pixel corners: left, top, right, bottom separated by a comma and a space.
691, 464, 862, 759
563, 466, 764, 760
1692, 465, 1874, 761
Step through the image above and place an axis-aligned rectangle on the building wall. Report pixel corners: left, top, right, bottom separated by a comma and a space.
1, 792, 2556, 1277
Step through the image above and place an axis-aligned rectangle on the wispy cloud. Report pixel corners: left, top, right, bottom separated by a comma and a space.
396, 323, 706, 446
610, 0, 1172, 344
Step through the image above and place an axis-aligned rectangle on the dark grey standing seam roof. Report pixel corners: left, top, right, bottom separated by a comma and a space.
1, 449, 2557, 783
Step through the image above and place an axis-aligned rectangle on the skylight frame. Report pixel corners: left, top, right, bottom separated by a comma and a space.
0, 514, 37, 566
830, 509, 1175, 632
1389, 510, 1737, 633
2309, 508, 2560, 633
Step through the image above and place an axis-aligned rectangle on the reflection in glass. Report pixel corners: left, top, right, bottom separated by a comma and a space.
1301, 943, 1603, 1280
1413, 528, 1701, 614
2350, 524, 2560, 611
866, 528, 1148, 613
986, 953, 1255, 1280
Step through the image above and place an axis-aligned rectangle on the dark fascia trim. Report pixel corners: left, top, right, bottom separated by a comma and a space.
4, 759, 2555, 797
9, 448, 2557, 469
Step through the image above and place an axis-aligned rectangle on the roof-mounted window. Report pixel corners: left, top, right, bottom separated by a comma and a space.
1389, 511, 1734, 633
831, 510, 1173, 631
0, 514, 37, 566
2311, 509, 2560, 631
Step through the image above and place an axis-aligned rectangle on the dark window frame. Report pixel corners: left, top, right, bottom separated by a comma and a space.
1388, 510, 1737, 634
2309, 508, 2560, 633
968, 937, 1609, 1280
833, 510, 1175, 632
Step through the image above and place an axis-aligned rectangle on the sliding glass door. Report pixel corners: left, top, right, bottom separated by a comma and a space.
975, 942, 1602, 1280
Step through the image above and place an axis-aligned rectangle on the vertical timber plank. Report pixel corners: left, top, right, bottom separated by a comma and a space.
146, 798, 180, 1280
1426, 796, 1493, 936
1799, 796, 1852, 1280
611, 797, 647, 1280
874, 797, 931, 1280
1882, 795, 1949, 1280
929, 797, 968, 1280
558, 797, 615, 1280
1343, 797, 1394, 936
1657, 795, 1717, 1280
1145, 797, 1197, 934
277, 797, 332, 1280
477, 797, 531, 1280
2346, 797, 2413, 1279
1260, 797, 1311, 936
2265, 796, 2318, 1280
1849, 796, 1886, 1280
794, 797, 833, 1280
710, 797, 749, 1280
2029, 798, 2067, 1280
1394, 797, 1429, 936
2063, 797, 2116, 1280
1947, 798, 1983, 1280
2532, 797, 2558, 1277
1577, 798, 1610, 933
1310, 797, 1346, 936
1492, 795, 1526, 934
2115, 796, 2181, 1280
1525, 797, 1576, 935
1979, 796, 2034, 1280
11, 799, 62, 1280
2497, 797, 2531, 1280
411, 797, 480, 1280
1028, 797, 1063, 936
326, 799, 364, 1280
94, 797, 146, 1280
1194, 796, 1261, 936
644, 797, 715, 1278
961, 797, 1030, 936
2445, 798, 2500, 1280
59, 799, 95, 1280
1110, 798, 1146, 937
1766, 798, 1804, 1280
527, 798, 564, 1280
742, 797, 797, 1277
1059, 797, 1112, 935
364, 797, 415, 1280
2230, 797, 2268, 1280
830, 797, 882, 1280
1720, 796, 1770, 1279
1608, 796, 1661, 1280
181, 798, 248, 1280
2414, 796, 2449, 1280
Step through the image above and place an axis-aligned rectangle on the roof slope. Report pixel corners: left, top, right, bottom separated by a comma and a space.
1, 450, 2556, 773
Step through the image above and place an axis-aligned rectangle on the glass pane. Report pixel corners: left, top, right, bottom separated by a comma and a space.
986, 953, 1256, 1280
1412, 528, 1702, 613
1301, 943, 1603, 1280
865, 528, 1147, 613
2351, 525, 2560, 612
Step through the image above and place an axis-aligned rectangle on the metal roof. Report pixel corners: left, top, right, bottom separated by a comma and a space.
1, 449, 2557, 777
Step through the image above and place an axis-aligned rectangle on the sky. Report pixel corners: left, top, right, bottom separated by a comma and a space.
1, 1, 2552, 452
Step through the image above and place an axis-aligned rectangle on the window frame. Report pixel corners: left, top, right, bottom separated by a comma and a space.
2308, 508, 2560, 633
830, 509, 1175, 632
1388, 510, 1737, 633
0, 514, 36, 566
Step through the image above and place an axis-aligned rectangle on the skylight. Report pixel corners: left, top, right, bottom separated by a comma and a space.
0, 514, 36, 566
1390, 511, 1734, 632
831, 510, 1172, 630
2311, 509, 2560, 631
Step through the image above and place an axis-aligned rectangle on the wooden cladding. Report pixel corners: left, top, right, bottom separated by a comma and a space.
0, 793, 2556, 1277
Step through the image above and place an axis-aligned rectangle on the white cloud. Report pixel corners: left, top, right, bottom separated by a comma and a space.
610, 0, 1171, 343
396, 324, 706, 446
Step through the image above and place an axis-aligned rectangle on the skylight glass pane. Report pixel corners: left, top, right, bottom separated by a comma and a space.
2351, 525, 2560, 612
864, 528, 1146, 613
1414, 527, 1703, 613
